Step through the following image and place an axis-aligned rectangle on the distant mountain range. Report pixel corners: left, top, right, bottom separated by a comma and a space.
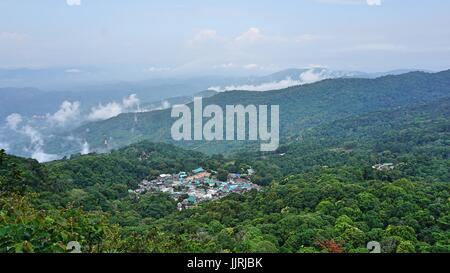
0, 67, 431, 121
38, 69, 450, 157
206, 68, 434, 92
1, 67, 445, 159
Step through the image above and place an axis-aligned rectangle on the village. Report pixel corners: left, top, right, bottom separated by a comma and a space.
133, 167, 260, 210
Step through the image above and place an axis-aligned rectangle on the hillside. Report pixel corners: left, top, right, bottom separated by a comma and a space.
46, 70, 450, 156
236, 97, 450, 185
1, 94, 449, 253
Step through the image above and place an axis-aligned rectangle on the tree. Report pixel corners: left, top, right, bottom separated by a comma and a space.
396, 241, 415, 253
0, 149, 5, 166
217, 170, 228, 182
316, 240, 344, 253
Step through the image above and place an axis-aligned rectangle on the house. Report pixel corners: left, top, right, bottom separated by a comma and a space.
372, 163, 395, 171
179, 171, 188, 179
190, 168, 211, 180
204, 193, 213, 199
205, 178, 218, 187
161, 187, 173, 194
187, 195, 197, 204
177, 202, 183, 211
133, 168, 261, 209
192, 167, 205, 174
228, 173, 241, 180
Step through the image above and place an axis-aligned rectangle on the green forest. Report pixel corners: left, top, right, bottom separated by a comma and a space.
1, 72, 449, 253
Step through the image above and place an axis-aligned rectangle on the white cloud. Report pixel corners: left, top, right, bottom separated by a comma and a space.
243, 64, 279, 71
23, 125, 44, 146
0, 142, 9, 151
0, 32, 28, 43
144, 67, 171, 73
65, 68, 81, 73
299, 69, 324, 84
48, 101, 81, 125
3, 95, 143, 161
244, 64, 259, 70
235, 28, 321, 46
314, 0, 381, 5
308, 64, 329, 69
31, 148, 59, 163
87, 102, 123, 121
213, 63, 236, 69
87, 94, 142, 121
6, 113, 23, 130
23, 126, 58, 162
66, 0, 81, 6
366, 0, 381, 6
208, 68, 349, 92
161, 100, 171, 109
186, 27, 323, 68
122, 94, 140, 109
5, 114, 59, 162
235, 27, 263, 43
189, 29, 219, 46
209, 77, 303, 92
81, 141, 90, 155
213, 63, 278, 71
150, 100, 172, 111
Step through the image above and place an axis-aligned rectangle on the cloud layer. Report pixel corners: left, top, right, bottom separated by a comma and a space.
366, 0, 381, 6
48, 101, 81, 125
208, 69, 339, 92
66, 0, 81, 6
87, 102, 123, 121
87, 94, 141, 121
3, 94, 143, 161
6, 122, 59, 162
6, 113, 23, 130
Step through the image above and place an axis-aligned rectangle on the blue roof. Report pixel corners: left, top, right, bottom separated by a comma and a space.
192, 167, 205, 174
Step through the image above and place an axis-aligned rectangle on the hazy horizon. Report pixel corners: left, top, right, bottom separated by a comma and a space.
1, 0, 449, 82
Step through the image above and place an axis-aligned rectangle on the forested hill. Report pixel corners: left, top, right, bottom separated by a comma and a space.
46, 70, 450, 155
2, 141, 229, 209
235, 97, 450, 185
0, 141, 232, 252
1, 93, 449, 253
1, 144, 449, 253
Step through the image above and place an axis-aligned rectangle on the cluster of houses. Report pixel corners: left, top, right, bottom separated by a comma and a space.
372, 163, 395, 171
133, 167, 260, 210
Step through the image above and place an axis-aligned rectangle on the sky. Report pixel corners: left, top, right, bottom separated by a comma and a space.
1, 0, 450, 76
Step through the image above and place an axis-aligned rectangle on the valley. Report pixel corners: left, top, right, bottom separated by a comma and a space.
2, 0, 450, 261
1, 71, 449, 252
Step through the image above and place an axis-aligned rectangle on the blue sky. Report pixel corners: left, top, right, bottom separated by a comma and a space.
1, 0, 449, 76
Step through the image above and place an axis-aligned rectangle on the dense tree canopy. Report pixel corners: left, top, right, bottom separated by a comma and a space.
1, 76, 449, 253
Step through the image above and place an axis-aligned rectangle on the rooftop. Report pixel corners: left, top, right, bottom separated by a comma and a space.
192, 167, 205, 174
